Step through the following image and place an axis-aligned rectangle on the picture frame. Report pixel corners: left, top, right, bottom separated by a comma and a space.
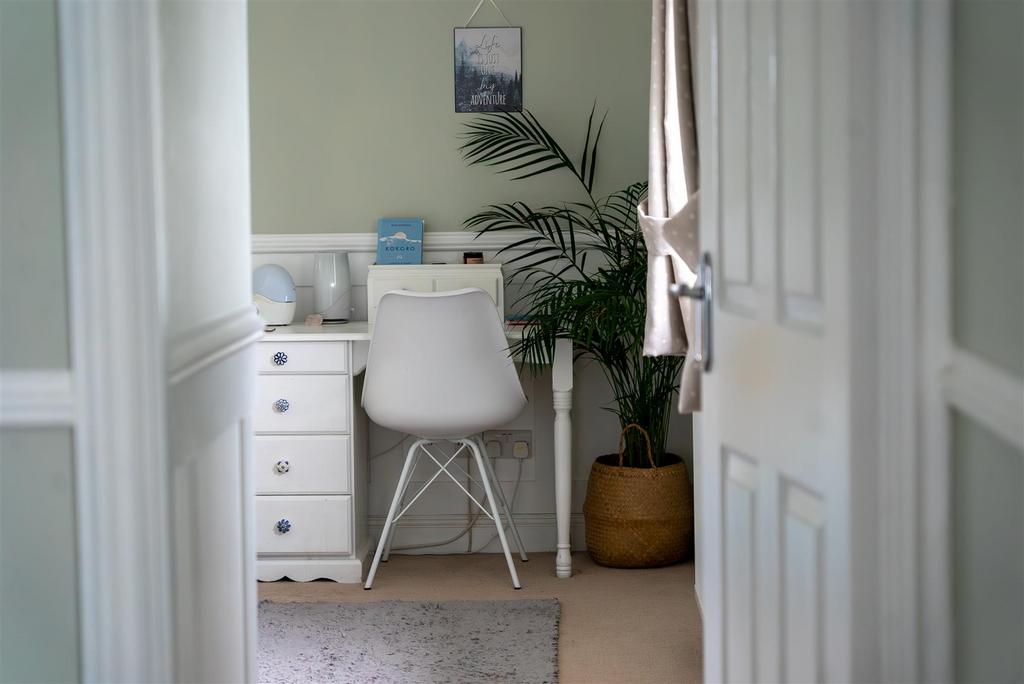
454, 26, 522, 113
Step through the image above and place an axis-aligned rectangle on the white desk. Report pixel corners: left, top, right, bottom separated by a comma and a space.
263, 321, 575, 580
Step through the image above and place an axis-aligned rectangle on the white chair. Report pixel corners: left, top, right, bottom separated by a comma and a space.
362, 288, 529, 589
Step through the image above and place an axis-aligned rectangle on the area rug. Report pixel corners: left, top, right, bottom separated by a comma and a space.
258, 599, 560, 683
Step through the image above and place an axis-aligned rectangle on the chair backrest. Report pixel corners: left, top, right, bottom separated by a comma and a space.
362, 288, 526, 439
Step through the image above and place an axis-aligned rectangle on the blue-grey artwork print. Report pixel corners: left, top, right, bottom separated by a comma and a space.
454, 27, 522, 113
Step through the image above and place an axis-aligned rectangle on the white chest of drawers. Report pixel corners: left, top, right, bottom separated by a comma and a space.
254, 324, 372, 583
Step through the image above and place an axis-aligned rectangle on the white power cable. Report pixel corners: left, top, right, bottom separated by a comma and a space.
370, 433, 407, 460
389, 443, 485, 553
470, 457, 524, 553
385, 443, 524, 555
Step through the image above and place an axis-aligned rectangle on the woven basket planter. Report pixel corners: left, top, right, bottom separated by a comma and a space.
583, 425, 694, 568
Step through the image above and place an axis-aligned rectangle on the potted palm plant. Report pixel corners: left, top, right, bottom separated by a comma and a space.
460, 107, 693, 567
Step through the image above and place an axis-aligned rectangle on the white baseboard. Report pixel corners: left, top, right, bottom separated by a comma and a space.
368, 512, 588, 555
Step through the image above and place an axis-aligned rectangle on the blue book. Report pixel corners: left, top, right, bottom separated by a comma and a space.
376, 218, 424, 265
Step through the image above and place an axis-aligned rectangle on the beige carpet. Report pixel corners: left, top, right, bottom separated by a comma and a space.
258, 552, 703, 683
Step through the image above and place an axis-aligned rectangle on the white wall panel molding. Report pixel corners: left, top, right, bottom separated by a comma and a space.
168, 306, 263, 386
252, 230, 536, 254
0, 369, 75, 426
942, 348, 1024, 450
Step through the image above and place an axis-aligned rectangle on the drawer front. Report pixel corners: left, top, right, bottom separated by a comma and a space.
433, 276, 500, 305
367, 277, 434, 323
256, 341, 349, 374
256, 496, 352, 555
254, 435, 351, 494
254, 375, 350, 433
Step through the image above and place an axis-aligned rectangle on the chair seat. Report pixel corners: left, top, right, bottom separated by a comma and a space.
370, 404, 525, 441
361, 287, 527, 440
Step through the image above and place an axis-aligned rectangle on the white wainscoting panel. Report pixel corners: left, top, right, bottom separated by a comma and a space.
251, 231, 537, 323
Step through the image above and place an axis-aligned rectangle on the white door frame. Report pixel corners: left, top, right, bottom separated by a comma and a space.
874, 1, 928, 679
917, 2, 955, 680
58, 2, 175, 680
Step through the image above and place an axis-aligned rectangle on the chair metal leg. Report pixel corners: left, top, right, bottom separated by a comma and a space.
382, 449, 418, 562
365, 440, 420, 589
465, 439, 522, 589
475, 437, 528, 562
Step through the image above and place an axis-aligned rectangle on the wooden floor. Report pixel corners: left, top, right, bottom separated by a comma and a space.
258, 552, 703, 683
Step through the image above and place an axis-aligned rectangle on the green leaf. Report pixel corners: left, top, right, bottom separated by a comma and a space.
461, 108, 682, 461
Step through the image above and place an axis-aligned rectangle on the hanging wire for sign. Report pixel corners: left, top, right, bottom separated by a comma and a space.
464, 0, 512, 27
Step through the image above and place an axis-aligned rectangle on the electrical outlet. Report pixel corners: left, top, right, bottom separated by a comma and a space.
481, 430, 532, 459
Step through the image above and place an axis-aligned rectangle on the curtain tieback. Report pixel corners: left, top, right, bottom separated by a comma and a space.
637, 191, 700, 267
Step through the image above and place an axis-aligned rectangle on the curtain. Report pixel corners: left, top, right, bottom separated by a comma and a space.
639, 0, 701, 413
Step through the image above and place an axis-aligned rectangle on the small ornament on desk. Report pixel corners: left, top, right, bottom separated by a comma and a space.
463, 251, 484, 264
305, 313, 324, 327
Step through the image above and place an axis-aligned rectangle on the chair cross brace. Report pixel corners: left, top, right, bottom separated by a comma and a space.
394, 441, 494, 522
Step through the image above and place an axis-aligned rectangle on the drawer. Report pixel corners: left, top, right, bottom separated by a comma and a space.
254, 375, 350, 433
254, 435, 351, 494
433, 276, 500, 304
257, 495, 351, 555
367, 277, 434, 323
256, 341, 348, 374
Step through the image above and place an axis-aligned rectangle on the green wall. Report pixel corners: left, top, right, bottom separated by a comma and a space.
0, 2, 80, 682
953, 412, 1023, 683
0, 0, 70, 368
950, 1, 1024, 681
0, 430, 80, 684
951, 0, 1023, 376
249, 0, 650, 234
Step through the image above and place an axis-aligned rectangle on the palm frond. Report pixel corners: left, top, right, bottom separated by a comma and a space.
461, 108, 683, 466
459, 111, 577, 183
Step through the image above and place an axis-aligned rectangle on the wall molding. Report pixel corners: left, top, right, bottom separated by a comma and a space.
0, 369, 75, 427
942, 348, 1024, 450
251, 230, 537, 254
168, 306, 264, 386
59, 1, 174, 680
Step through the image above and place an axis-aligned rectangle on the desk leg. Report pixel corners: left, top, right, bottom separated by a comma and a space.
552, 339, 573, 579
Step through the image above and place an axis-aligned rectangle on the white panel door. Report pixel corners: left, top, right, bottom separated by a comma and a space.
697, 0, 866, 680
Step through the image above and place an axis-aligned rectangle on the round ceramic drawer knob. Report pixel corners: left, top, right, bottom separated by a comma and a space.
273, 398, 290, 413
273, 351, 288, 366
275, 460, 290, 474
275, 519, 291, 534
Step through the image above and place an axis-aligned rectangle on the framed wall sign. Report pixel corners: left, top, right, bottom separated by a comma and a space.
454, 27, 522, 113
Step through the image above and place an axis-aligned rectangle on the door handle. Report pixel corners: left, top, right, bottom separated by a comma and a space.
669, 252, 713, 373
